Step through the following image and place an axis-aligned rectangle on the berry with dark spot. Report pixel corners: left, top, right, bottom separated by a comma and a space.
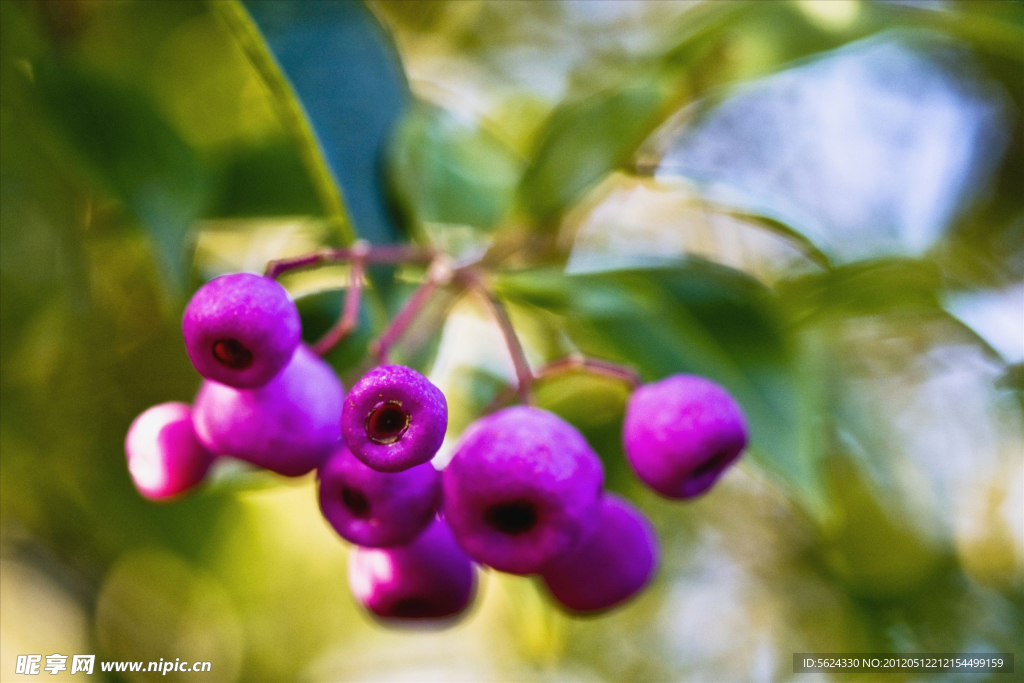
125, 402, 214, 500
623, 374, 747, 498
541, 495, 658, 613
348, 517, 476, 622
341, 365, 447, 473
442, 406, 604, 574
183, 273, 301, 389
193, 345, 343, 476
318, 445, 441, 547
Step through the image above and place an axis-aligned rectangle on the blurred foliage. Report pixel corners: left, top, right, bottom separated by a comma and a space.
2, 0, 1023, 681
389, 101, 522, 239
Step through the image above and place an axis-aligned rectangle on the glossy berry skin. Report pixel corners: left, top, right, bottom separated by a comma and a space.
348, 517, 476, 622
193, 345, 343, 477
623, 374, 748, 499
318, 445, 441, 547
183, 273, 301, 389
541, 495, 659, 613
125, 402, 214, 501
442, 406, 604, 575
341, 365, 447, 473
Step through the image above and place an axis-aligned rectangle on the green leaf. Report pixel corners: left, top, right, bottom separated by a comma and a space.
219, 0, 411, 245
206, 138, 322, 218
776, 258, 945, 326
32, 60, 207, 294
389, 102, 522, 235
497, 260, 826, 513
518, 73, 677, 227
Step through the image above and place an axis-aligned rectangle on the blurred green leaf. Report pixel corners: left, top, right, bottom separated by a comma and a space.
206, 138, 322, 218
389, 102, 522, 235
218, 0, 410, 245
497, 260, 825, 512
820, 455, 949, 602
776, 258, 945, 326
518, 73, 678, 227
32, 60, 208, 294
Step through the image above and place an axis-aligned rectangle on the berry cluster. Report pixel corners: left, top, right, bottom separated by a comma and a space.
126, 253, 748, 623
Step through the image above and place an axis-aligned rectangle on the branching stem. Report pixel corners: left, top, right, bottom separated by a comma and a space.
534, 353, 642, 389
371, 258, 454, 364
264, 242, 436, 279
455, 269, 534, 404
484, 352, 641, 413
263, 245, 637, 406
311, 256, 365, 356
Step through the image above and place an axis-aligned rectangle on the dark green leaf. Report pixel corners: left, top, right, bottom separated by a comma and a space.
231, 0, 411, 245
206, 138, 322, 218
32, 60, 207, 294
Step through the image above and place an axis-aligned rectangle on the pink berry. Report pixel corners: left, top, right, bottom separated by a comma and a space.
183, 273, 300, 388
623, 374, 748, 498
318, 445, 441, 547
193, 345, 343, 477
541, 495, 659, 613
348, 518, 476, 622
341, 365, 447, 472
442, 406, 604, 575
124, 402, 214, 500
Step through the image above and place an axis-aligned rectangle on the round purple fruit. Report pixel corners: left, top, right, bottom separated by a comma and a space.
623, 374, 747, 498
541, 495, 659, 613
193, 345, 343, 477
124, 402, 214, 500
318, 445, 441, 547
442, 406, 604, 575
341, 365, 447, 473
183, 273, 301, 388
348, 517, 476, 622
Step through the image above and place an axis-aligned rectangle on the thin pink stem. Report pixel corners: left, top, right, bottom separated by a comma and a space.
534, 354, 642, 389
458, 270, 534, 404
370, 258, 453, 364
264, 243, 436, 279
483, 353, 640, 413
312, 258, 365, 356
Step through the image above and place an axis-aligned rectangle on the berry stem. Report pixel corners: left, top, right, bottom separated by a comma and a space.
484, 353, 641, 413
312, 255, 366, 356
371, 258, 454, 364
534, 353, 642, 389
457, 270, 534, 404
264, 242, 436, 279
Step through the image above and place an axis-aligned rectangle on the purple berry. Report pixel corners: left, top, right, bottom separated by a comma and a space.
341, 365, 447, 473
541, 495, 659, 613
318, 445, 441, 547
442, 406, 604, 575
623, 374, 748, 498
124, 402, 214, 500
183, 273, 301, 388
193, 345, 343, 477
348, 517, 476, 621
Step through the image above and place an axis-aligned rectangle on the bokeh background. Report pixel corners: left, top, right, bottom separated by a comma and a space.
1, 1, 1022, 681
